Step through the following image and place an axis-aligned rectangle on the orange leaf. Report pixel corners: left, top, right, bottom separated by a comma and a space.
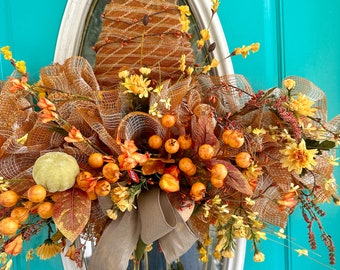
52, 188, 91, 242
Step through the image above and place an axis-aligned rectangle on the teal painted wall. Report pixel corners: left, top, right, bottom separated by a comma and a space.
0, 1, 339, 269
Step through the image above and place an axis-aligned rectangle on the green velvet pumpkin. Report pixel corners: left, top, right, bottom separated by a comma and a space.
32, 152, 80, 192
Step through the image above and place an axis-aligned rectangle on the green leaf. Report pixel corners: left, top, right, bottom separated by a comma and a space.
305, 138, 336, 151
318, 140, 336, 150
135, 237, 147, 260
177, 260, 185, 270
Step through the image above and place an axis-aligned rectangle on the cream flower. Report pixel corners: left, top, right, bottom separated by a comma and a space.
280, 139, 318, 174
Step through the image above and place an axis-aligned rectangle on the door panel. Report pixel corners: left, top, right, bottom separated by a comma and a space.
219, 1, 340, 269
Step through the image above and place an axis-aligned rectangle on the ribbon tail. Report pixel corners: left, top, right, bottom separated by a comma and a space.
88, 209, 140, 270
159, 210, 198, 263
138, 187, 177, 244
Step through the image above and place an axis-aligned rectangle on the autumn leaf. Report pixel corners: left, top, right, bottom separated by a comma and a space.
52, 188, 91, 242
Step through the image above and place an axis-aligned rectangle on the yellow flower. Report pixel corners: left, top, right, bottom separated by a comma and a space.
179, 54, 186, 72
0, 46, 12, 60
283, 78, 296, 90
295, 249, 308, 257
253, 231, 267, 241
222, 248, 234, 258
200, 29, 210, 41
160, 97, 171, 110
274, 228, 287, 239
106, 209, 118, 220
139, 67, 151, 76
250, 42, 260, 52
36, 239, 62, 260
280, 139, 318, 174
211, 0, 220, 14
252, 128, 266, 136
153, 84, 163, 95
178, 5, 191, 16
186, 66, 194, 76
287, 93, 317, 117
327, 156, 339, 166
245, 197, 255, 206
210, 58, 219, 68
233, 43, 260, 58
198, 246, 208, 262
253, 251, 265, 262
15, 60, 27, 74
202, 65, 211, 74
197, 39, 205, 50
121, 74, 153, 98
178, 6, 191, 33
118, 70, 130, 79
149, 102, 162, 118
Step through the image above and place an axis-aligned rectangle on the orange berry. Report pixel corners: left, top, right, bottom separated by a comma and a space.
148, 134, 163, 149
190, 182, 206, 201
0, 190, 19, 208
10, 207, 30, 224
76, 171, 94, 191
198, 144, 215, 160
0, 217, 19, 236
37, 201, 54, 219
94, 180, 111, 196
164, 139, 180, 154
235, 152, 252, 168
225, 130, 245, 148
27, 185, 47, 203
210, 164, 228, 179
161, 114, 176, 128
178, 157, 194, 172
184, 165, 197, 176
210, 177, 224, 188
222, 130, 233, 144
102, 163, 120, 183
88, 152, 104, 169
177, 135, 192, 150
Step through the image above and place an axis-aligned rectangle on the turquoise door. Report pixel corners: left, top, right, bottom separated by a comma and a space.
1, 1, 339, 269
219, 1, 340, 269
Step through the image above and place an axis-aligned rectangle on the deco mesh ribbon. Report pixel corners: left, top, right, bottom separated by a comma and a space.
1, 0, 340, 268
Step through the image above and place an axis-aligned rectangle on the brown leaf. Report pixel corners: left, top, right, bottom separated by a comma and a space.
225, 161, 253, 196
52, 188, 91, 242
207, 159, 253, 196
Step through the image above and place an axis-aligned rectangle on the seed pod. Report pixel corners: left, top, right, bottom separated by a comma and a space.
208, 42, 216, 52
143, 14, 149, 26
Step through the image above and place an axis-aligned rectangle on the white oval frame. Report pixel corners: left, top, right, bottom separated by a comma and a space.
54, 1, 244, 269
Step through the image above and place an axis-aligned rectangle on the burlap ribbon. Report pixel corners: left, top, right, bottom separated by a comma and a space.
88, 188, 197, 270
